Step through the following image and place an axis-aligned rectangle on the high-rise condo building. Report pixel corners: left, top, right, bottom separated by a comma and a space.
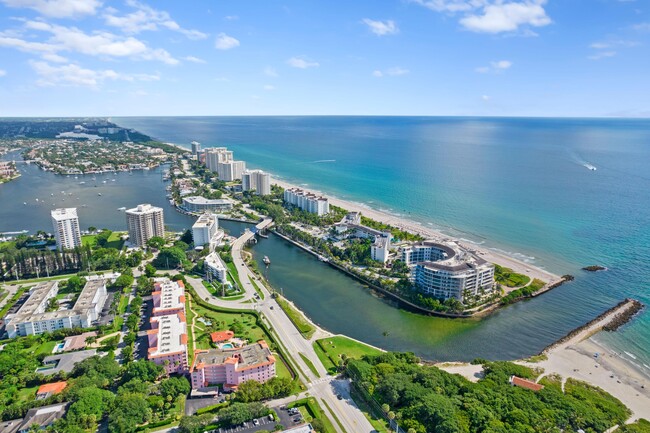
283, 188, 329, 216
191, 141, 201, 156
126, 204, 165, 247
192, 213, 223, 251
242, 170, 271, 195
51, 208, 82, 250
203, 147, 246, 181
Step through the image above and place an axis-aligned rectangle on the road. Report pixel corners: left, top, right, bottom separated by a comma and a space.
185, 219, 376, 433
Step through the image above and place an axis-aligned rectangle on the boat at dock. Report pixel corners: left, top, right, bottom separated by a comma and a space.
263, 256, 271, 265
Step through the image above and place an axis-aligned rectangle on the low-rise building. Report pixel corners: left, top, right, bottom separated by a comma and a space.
205, 251, 228, 283
0, 402, 69, 433
147, 312, 189, 375
5, 280, 107, 338
182, 196, 233, 213
283, 188, 329, 216
152, 279, 186, 317
36, 381, 67, 399
190, 340, 276, 390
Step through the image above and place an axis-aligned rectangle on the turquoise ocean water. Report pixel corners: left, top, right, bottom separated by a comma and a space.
114, 116, 650, 370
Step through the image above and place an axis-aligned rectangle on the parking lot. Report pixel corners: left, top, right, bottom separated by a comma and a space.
205, 414, 278, 433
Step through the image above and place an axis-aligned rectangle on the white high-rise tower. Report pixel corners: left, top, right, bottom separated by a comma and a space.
126, 204, 165, 247
51, 208, 82, 250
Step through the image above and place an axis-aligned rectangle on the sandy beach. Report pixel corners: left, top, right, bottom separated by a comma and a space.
438, 300, 650, 422
272, 178, 560, 285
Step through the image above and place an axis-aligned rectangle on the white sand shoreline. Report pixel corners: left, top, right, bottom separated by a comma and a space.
272, 178, 561, 285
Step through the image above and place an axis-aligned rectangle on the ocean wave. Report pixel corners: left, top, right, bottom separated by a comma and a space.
624, 351, 638, 360
488, 247, 537, 263
460, 237, 486, 245
311, 159, 336, 163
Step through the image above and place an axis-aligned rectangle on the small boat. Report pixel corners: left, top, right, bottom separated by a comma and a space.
79, 181, 85, 185
112, 179, 116, 182
117, 206, 126, 211
23, 202, 27, 205
50, 193, 54, 196
102, 180, 107, 184
263, 256, 271, 265
35, 198, 39, 202
584, 163, 597, 171
98, 193, 102, 196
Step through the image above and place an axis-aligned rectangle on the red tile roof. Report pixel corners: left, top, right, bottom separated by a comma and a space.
37, 381, 67, 396
510, 376, 544, 392
210, 330, 234, 343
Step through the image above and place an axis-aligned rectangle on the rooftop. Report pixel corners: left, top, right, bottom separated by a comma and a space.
153, 279, 185, 314
205, 252, 226, 271
194, 340, 275, 372
510, 376, 544, 392
51, 208, 78, 221
148, 313, 188, 357
37, 381, 67, 396
183, 196, 232, 205
193, 213, 218, 229
41, 350, 97, 374
126, 203, 163, 215
210, 330, 234, 343
17, 402, 69, 431
63, 331, 97, 352
413, 241, 491, 272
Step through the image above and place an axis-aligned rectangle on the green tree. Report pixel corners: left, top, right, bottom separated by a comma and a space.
147, 236, 166, 249
108, 393, 152, 433
67, 275, 86, 292
113, 274, 134, 290
144, 263, 157, 277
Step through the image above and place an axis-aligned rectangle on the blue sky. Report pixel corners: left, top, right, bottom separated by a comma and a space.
0, 0, 648, 117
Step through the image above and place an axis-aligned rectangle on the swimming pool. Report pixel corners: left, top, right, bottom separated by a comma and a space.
222, 343, 234, 349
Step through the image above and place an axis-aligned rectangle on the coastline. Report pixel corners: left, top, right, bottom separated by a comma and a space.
271, 178, 561, 286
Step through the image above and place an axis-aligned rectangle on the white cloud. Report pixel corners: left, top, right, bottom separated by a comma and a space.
287, 56, 319, 69
0, 0, 101, 18
460, 1, 551, 33
215, 33, 240, 50
476, 59, 512, 73
411, 0, 551, 34
482, 94, 490, 101
264, 66, 278, 77
632, 22, 650, 32
5, 21, 179, 64
224, 15, 239, 21
29, 60, 159, 87
588, 51, 616, 60
104, 1, 207, 40
362, 18, 399, 36
41, 52, 67, 62
184, 56, 206, 64
0, 69, 6, 77
372, 67, 409, 77
263, 84, 275, 91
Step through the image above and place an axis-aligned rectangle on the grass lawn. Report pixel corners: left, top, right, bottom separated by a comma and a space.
275, 354, 293, 380
314, 336, 382, 374
226, 262, 243, 289
105, 232, 125, 249
185, 296, 197, 365
17, 385, 39, 402
192, 302, 267, 344
82, 234, 97, 247
288, 397, 337, 433
275, 296, 315, 339
313, 341, 338, 374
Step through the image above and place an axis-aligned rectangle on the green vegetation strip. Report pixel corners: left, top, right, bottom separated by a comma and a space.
226, 262, 243, 289
248, 275, 265, 299
500, 278, 546, 305
299, 352, 320, 378
275, 296, 316, 339
349, 386, 391, 433
288, 397, 337, 433
320, 398, 347, 433
0, 286, 29, 317
495, 264, 531, 287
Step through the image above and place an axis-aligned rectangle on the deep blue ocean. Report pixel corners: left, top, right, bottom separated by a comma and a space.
114, 116, 650, 371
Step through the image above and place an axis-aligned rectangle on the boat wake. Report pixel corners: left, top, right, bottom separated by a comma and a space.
311, 159, 336, 163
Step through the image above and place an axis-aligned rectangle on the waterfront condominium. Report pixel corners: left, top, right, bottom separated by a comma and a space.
125, 203, 165, 248
203, 147, 246, 181
204, 251, 227, 283
190, 340, 276, 390
283, 188, 329, 216
51, 208, 82, 250
5, 279, 108, 338
192, 213, 223, 251
191, 140, 201, 156
401, 241, 495, 303
241, 169, 271, 196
